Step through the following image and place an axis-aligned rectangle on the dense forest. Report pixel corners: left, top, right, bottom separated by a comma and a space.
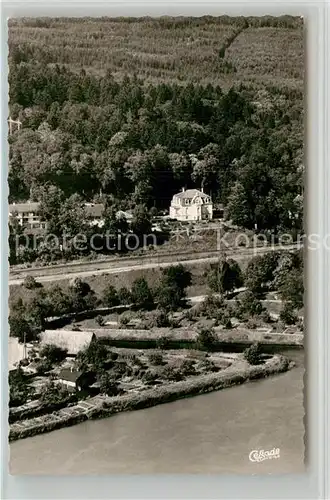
8, 16, 304, 234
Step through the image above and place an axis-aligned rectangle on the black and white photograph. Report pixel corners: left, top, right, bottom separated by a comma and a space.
7, 14, 305, 475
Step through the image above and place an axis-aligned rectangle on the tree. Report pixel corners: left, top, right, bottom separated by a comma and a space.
39, 344, 68, 364
235, 290, 264, 318
278, 269, 304, 310
196, 327, 217, 350
23, 275, 39, 289
76, 339, 109, 371
226, 181, 252, 227
131, 204, 152, 235
155, 264, 192, 311
9, 314, 32, 343
245, 252, 280, 294
279, 301, 298, 325
207, 258, 243, 295
244, 342, 263, 365
47, 285, 71, 316
161, 264, 192, 292
156, 283, 183, 312
9, 297, 41, 343
102, 285, 119, 308
131, 277, 154, 309
9, 367, 30, 407
118, 287, 132, 305
68, 278, 98, 312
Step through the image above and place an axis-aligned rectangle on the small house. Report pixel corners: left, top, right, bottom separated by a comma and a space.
58, 368, 96, 392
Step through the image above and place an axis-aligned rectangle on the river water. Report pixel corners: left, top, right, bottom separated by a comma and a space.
10, 351, 305, 475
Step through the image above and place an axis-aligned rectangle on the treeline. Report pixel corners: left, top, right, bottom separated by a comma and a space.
9, 264, 192, 342
8, 61, 303, 233
9, 15, 303, 30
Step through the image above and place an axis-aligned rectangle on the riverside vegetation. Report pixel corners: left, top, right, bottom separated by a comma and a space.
9, 254, 301, 439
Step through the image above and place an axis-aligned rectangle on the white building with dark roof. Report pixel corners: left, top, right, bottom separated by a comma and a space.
169, 188, 213, 221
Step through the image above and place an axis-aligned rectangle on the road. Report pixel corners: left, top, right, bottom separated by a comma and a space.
9, 244, 299, 286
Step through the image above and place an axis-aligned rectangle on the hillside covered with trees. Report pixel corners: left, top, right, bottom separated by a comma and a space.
8, 16, 304, 235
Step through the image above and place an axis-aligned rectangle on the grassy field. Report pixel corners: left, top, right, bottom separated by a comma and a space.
8, 16, 303, 88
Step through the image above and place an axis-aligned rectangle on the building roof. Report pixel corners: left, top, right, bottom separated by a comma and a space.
58, 368, 83, 383
174, 189, 211, 200
9, 202, 40, 214
40, 330, 94, 356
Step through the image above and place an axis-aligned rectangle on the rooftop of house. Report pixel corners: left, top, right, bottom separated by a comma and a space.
58, 368, 83, 383
173, 188, 211, 200
40, 330, 95, 356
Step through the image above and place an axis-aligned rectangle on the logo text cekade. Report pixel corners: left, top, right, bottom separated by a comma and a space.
249, 448, 280, 463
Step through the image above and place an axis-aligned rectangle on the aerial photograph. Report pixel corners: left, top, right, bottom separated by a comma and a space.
7, 15, 304, 475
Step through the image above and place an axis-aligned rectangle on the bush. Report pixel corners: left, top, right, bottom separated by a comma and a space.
131, 277, 154, 309
259, 310, 271, 323
96, 315, 105, 326
102, 285, 119, 308
119, 312, 131, 326
98, 373, 121, 396
199, 359, 219, 373
156, 335, 170, 350
215, 309, 233, 329
142, 369, 159, 384
244, 343, 263, 365
23, 276, 39, 289
279, 302, 298, 325
147, 352, 164, 366
35, 358, 53, 374
196, 327, 217, 350
199, 294, 227, 319
161, 365, 183, 382
39, 381, 73, 406
154, 309, 170, 327
178, 358, 196, 376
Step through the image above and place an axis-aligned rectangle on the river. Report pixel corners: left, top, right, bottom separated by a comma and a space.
9, 351, 305, 475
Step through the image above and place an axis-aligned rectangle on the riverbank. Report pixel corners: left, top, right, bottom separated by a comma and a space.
9, 354, 291, 442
